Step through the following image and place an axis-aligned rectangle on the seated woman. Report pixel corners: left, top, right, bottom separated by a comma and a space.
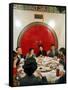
47, 44, 58, 57
20, 57, 48, 86
37, 45, 47, 57
26, 48, 36, 59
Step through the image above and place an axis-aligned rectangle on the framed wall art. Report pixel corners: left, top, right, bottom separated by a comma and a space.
9, 3, 66, 87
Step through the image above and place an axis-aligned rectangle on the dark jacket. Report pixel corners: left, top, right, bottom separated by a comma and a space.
37, 50, 47, 56
48, 49, 58, 57
20, 75, 48, 86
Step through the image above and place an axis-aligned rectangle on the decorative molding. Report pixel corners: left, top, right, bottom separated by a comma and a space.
13, 4, 66, 14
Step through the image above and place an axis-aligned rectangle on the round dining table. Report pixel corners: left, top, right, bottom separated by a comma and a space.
17, 56, 65, 84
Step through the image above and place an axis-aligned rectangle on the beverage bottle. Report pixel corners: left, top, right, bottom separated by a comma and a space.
56, 65, 59, 76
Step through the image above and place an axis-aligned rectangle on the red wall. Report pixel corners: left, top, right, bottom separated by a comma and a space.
18, 24, 58, 56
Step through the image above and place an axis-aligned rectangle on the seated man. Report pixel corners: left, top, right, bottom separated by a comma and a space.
16, 47, 24, 63
47, 44, 58, 57
16, 47, 24, 59
20, 57, 48, 86
37, 45, 47, 57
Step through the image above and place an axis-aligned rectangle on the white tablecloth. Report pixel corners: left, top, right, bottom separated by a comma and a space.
17, 56, 65, 83
36, 56, 65, 83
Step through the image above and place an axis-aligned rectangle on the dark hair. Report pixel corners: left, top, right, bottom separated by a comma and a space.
23, 57, 37, 76
29, 48, 34, 53
13, 51, 17, 58
51, 44, 55, 47
16, 47, 20, 50
59, 48, 66, 56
